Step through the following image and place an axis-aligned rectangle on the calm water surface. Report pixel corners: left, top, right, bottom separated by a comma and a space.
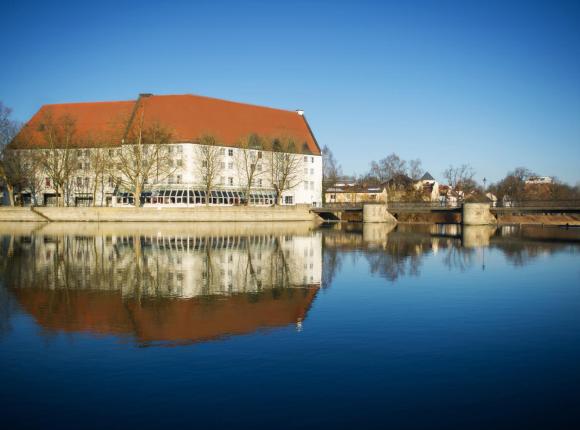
1, 222, 579, 429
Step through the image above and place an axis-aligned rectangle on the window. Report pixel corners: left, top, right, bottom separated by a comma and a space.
257, 179, 262, 187
304, 156, 307, 162
108, 149, 115, 156
228, 162, 233, 170
228, 177, 233, 186
76, 177, 83, 187
108, 177, 115, 187
311, 157, 314, 163
310, 168, 314, 175
284, 196, 293, 205
177, 159, 183, 167
177, 146, 183, 154
176, 175, 182, 184
256, 164, 262, 171
228, 149, 234, 156
77, 150, 83, 156
168, 146, 174, 154
220, 176, 225, 185
84, 150, 90, 156
219, 148, 225, 155
310, 181, 314, 190
258, 151, 262, 159
77, 162, 83, 170
220, 162, 225, 169
84, 177, 89, 187
304, 181, 308, 190
202, 160, 208, 167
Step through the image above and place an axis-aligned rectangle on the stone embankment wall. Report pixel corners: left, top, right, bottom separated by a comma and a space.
0, 205, 317, 223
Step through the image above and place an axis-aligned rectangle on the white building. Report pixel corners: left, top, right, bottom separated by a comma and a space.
525, 176, 553, 185
8, 93, 323, 207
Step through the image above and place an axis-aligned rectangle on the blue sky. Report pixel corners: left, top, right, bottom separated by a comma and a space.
1, 0, 579, 184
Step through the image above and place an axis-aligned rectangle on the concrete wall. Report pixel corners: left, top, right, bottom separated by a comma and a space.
22, 205, 317, 222
0, 208, 46, 222
362, 204, 397, 223
462, 203, 497, 225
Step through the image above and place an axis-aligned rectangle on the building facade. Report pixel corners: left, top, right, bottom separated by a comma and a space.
8, 93, 323, 207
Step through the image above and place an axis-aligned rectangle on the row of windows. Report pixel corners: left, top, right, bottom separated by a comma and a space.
44, 175, 268, 188
116, 190, 278, 206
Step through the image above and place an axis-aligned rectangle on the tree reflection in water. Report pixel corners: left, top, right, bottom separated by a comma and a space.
1, 222, 578, 343
0, 223, 322, 345
321, 223, 580, 282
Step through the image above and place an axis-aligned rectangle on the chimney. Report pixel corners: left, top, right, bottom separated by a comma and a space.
296, 109, 304, 116
139, 93, 153, 98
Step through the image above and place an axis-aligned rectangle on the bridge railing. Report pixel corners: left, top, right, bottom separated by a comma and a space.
494, 200, 580, 209
319, 203, 364, 210
387, 201, 460, 209
319, 200, 580, 211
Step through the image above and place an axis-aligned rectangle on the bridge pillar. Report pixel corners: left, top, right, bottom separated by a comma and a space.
363, 204, 397, 223
462, 203, 496, 225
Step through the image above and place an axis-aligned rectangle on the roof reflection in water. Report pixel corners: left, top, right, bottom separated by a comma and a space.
0, 222, 322, 346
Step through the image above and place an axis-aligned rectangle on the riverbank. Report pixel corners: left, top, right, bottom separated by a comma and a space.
496, 213, 580, 226
395, 211, 580, 226
0, 206, 318, 223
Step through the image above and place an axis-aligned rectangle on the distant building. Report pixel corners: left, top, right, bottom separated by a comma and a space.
525, 176, 553, 185
413, 172, 439, 202
325, 184, 388, 204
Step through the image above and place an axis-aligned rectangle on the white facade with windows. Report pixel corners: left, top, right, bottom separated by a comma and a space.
112, 142, 322, 207
12, 143, 323, 207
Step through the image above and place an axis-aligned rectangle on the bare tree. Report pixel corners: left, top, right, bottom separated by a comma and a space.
36, 111, 79, 207
443, 164, 476, 196
0, 102, 22, 205
195, 134, 222, 206
322, 144, 342, 201
266, 137, 302, 205
88, 147, 110, 206
488, 167, 537, 202
407, 158, 424, 181
369, 153, 407, 183
0, 150, 27, 205
235, 134, 266, 204
114, 112, 174, 207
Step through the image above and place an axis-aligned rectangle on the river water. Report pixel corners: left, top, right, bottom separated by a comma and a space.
1, 222, 579, 429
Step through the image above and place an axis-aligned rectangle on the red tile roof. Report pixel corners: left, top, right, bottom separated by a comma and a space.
11, 94, 321, 155
11, 100, 136, 148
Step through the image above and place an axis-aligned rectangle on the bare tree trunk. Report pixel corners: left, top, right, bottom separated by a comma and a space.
92, 179, 98, 207
6, 184, 14, 206
134, 183, 142, 208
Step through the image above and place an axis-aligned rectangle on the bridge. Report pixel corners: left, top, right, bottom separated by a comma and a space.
311, 200, 580, 222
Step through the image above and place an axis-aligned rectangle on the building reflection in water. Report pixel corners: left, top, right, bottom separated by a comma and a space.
0, 223, 322, 346
1, 222, 578, 344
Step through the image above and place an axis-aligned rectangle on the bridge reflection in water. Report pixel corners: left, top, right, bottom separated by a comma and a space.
1, 222, 579, 346
0, 222, 322, 346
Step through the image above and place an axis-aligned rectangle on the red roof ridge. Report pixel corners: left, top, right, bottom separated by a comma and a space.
146, 93, 305, 116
